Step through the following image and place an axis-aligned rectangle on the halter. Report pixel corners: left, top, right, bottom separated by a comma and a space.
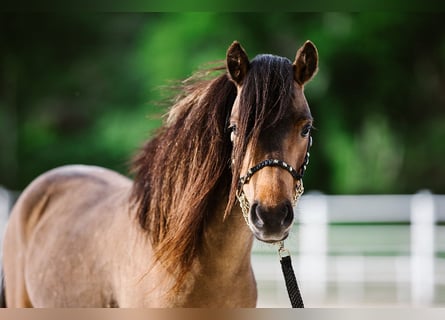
236, 135, 312, 225
234, 135, 312, 309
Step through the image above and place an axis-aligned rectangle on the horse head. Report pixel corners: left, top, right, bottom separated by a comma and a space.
227, 40, 318, 243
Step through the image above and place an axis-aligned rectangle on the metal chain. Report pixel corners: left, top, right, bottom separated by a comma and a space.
236, 188, 251, 226
293, 180, 304, 206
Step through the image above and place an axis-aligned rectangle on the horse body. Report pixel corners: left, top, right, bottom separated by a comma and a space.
3, 165, 256, 307
2, 40, 318, 307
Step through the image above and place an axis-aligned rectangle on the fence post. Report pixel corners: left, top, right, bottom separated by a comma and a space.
410, 190, 435, 306
298, 192, 328, 306
0, 186, 11, 260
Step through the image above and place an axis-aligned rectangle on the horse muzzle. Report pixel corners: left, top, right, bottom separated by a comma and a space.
249, 200, 294, 243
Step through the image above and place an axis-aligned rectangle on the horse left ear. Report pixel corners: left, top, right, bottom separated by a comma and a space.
226, 41, 250, 85
293, 40, 318, 85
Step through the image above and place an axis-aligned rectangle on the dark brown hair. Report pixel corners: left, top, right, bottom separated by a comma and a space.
131, 54, 297, 290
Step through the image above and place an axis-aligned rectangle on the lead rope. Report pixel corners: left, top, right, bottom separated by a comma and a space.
236, 180, 305, 308
277, 241, 304, 308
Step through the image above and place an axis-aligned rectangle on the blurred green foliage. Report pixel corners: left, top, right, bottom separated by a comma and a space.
0, 13, 444, 194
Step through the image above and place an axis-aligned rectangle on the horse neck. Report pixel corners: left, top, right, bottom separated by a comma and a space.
141, 191, 256, 307
202, 202, 254, 270
174, 199, 256, 307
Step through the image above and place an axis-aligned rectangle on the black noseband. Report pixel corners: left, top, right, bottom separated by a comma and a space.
239, 159, 302, 187
238, 135, 312, 191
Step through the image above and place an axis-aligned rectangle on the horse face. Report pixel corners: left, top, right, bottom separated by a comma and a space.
227, 41, 318, 243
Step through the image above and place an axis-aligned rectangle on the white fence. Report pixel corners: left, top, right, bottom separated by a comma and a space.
1, 186, 444, 307
0, 187, 13, 261
252, 190, 445, 307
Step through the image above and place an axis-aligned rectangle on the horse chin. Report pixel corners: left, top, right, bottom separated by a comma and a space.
252, 230, 289, 244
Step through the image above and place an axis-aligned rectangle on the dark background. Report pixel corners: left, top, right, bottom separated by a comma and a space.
1, 13, 444, 194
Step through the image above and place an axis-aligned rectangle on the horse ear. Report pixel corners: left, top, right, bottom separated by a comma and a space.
226, 41, 250, 85
293, 40, 318, 85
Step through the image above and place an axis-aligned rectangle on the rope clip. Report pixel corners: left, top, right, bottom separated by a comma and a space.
277, 241, 290, 259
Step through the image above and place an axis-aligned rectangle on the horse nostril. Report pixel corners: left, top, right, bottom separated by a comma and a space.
281, 201, 294, 227
251, 202, 264, 227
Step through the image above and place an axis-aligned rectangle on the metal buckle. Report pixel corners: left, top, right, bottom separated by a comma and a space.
278, 241, 290, 259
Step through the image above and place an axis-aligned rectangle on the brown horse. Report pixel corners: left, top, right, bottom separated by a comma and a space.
1, 40, 318, 307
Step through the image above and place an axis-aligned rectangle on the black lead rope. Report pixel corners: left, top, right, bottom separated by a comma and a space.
279, 243, 304, 308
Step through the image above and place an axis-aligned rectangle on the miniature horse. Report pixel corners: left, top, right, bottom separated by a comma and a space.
2, 40, 318, 307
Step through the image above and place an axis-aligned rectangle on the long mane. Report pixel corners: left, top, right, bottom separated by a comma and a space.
131, 66, 236, 287
131, 55, 296, 290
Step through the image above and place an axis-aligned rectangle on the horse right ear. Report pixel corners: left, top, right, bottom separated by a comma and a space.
226, 41, 250, 85
293, 40, 318, 85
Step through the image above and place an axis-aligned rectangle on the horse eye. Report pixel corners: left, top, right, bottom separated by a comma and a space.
301, 125, 312, 137
228, 124, 238, 134
228, 125, 237, 142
